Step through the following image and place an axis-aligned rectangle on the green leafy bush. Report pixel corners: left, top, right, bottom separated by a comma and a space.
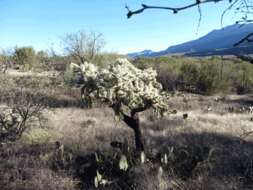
134, 56, 253, 95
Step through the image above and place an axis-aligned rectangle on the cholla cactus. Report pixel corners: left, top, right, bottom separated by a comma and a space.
72, 58, 169, 151
0, 107, 24, 142
71, 58, 168, 116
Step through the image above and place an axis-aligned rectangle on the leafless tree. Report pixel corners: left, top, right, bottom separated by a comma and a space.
62, 31, 105, 64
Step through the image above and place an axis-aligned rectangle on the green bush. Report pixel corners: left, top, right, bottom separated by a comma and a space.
230, 62, 253, 94
198, 63, 219, 94
180, 63, 199, 84
133, 56, 253, 95
155, 61, 180, 91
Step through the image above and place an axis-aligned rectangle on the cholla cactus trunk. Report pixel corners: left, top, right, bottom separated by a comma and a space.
122, 113, 144, 152
80, 85, 92, 108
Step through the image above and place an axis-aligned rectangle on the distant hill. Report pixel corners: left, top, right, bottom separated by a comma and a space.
127, 50, 155, 58
127, 24, 253, 58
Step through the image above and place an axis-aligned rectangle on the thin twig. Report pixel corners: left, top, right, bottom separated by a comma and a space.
221, 0, 240, 27
196, 4, 202, 34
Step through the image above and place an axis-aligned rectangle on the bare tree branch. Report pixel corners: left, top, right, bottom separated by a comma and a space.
126, 0, 227, 19
221, 0, 240, 26
196, 4, 203, 34
62, 31, 105, 64
234, 32, 253, 46
235, 54, 253, 64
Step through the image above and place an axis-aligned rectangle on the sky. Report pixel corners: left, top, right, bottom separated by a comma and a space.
0, 0, 237, 54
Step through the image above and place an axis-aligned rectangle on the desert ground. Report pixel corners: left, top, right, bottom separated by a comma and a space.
0, 68, 253, 190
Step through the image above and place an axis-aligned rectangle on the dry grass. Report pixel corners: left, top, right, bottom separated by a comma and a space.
16, 92, 250, 189
44, 107, 133, 153
0, 143, 78, 190
1, 72, 253, 189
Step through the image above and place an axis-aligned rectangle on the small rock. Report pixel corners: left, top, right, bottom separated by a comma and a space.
183, 113, 188, 119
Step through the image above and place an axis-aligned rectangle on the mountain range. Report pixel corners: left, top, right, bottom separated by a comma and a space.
127, 24, 253, 58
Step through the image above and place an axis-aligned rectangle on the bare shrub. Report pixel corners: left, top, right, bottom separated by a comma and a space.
0, 89, 45, 143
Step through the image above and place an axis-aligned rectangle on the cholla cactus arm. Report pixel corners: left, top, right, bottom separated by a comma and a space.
130, 99, 152, 117
70, 62, 81, 73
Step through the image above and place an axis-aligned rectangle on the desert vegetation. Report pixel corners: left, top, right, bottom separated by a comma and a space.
0, 39, 253, 189
133, 56, 253, 95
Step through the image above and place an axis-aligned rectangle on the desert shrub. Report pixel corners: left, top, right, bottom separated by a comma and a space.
155, 61, 180, 91
0, 89, 45, 143
13, 46, 37, 71
180, 63, 200, 84
92, 53, 124, 68
179, 62, 200, 92
133, 56, 250, 95
196, 62, 221, 94
0, 76, 47, 143
230, 62, 253, 94
133, 57, 154, 69
44, 55, 70, 72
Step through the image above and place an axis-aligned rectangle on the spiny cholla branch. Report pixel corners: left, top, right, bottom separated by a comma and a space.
126, 0, 228, 18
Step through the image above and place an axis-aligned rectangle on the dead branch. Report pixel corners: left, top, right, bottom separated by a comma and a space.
234, 32, 253, 46
126, 0, 227, 18
234, 54, 253, 64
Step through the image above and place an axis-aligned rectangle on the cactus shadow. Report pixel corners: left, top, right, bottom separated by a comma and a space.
146, 131, 253, 185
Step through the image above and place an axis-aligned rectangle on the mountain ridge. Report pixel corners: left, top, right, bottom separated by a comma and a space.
127, 23, 253, 58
